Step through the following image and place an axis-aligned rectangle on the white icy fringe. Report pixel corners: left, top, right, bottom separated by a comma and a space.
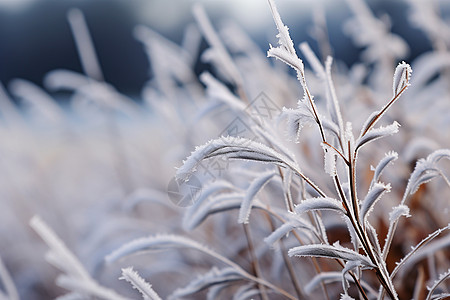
426, 268, 450, 300
295, 197, 345, 215
280, 99, 340, 142
370, 151, 398, 188
381, 204, 411, 261
392, 61, 412, 96
389, 204, 411, 224
176, 136, 290, 182
176, 136, 325, 197
280, 105, 315, 143
288, 242, 375, 268
389, 224, 450, 279
360, 182, 391, 223
267, 0, 296, 56
341, 260, 360, 294
106, 235, 294, 299
120, 267, 162, 300
405, 149, 450, 196
266, 0, 309, 92
322, 143, 337, 176
358, 61, 411, 139
356, 121, 400, 150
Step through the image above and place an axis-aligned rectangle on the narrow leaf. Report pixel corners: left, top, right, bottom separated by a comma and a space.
299, 42, 325, 79
169, 267, 242, 300
105, 234, 254, 285
391, 224, 450, 279
280, 106, 314, 143
323, 144, 337, 176
365, 222, 382, 257
288, 243, 375, 268
239, 171, 278, 223
406, 149, 450, 196
295, 197, 346, 216
393, 61, 412, 97
264, 216, 316, 246
426, 268, 450, 300
359, 62, 412, 137
182, 180, 237, 229
360, 182, 391, 223
325, 56, 345, 139
267, 0, 296, 55
176, 136, 325, 197
341, 260, 360, 294
389, 204, 410, 224
356, 121, 400, 151
305, 272, 377, 297
267, 47, 304, 78
232, 284, 261, 300
370, 151, 398, 188
120, 267, 162, 300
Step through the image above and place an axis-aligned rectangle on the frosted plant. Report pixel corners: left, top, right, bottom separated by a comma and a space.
102, 1, 449, 299
0, 0, 447, 299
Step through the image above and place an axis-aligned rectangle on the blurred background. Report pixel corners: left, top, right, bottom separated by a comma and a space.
1, 0, 448, 98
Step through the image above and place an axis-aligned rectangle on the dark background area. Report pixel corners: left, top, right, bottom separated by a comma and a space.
0, 0, 446, 97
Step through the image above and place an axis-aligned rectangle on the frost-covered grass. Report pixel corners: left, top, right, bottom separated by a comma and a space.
0, 0, 449, 299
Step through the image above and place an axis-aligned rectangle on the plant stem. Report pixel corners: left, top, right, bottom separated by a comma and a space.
323, 141, 349, 165
360, 84, 408, 137
243, 224, 269, 300
266, 214, 305, 299
348, 142, 360, 221
338, 141, 398, 299
290, 231, 330, 300
305, 87, 326, 143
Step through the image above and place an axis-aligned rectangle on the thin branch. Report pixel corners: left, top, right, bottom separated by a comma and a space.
243, 224, 269, 300
323, 141, 350, 166
265, 213, 305, 299
360, 84, 408, 137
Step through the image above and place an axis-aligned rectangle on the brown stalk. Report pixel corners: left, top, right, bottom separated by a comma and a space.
323, 141, 350, 166
360, 84, 408, 137
243, 224, 269, 300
